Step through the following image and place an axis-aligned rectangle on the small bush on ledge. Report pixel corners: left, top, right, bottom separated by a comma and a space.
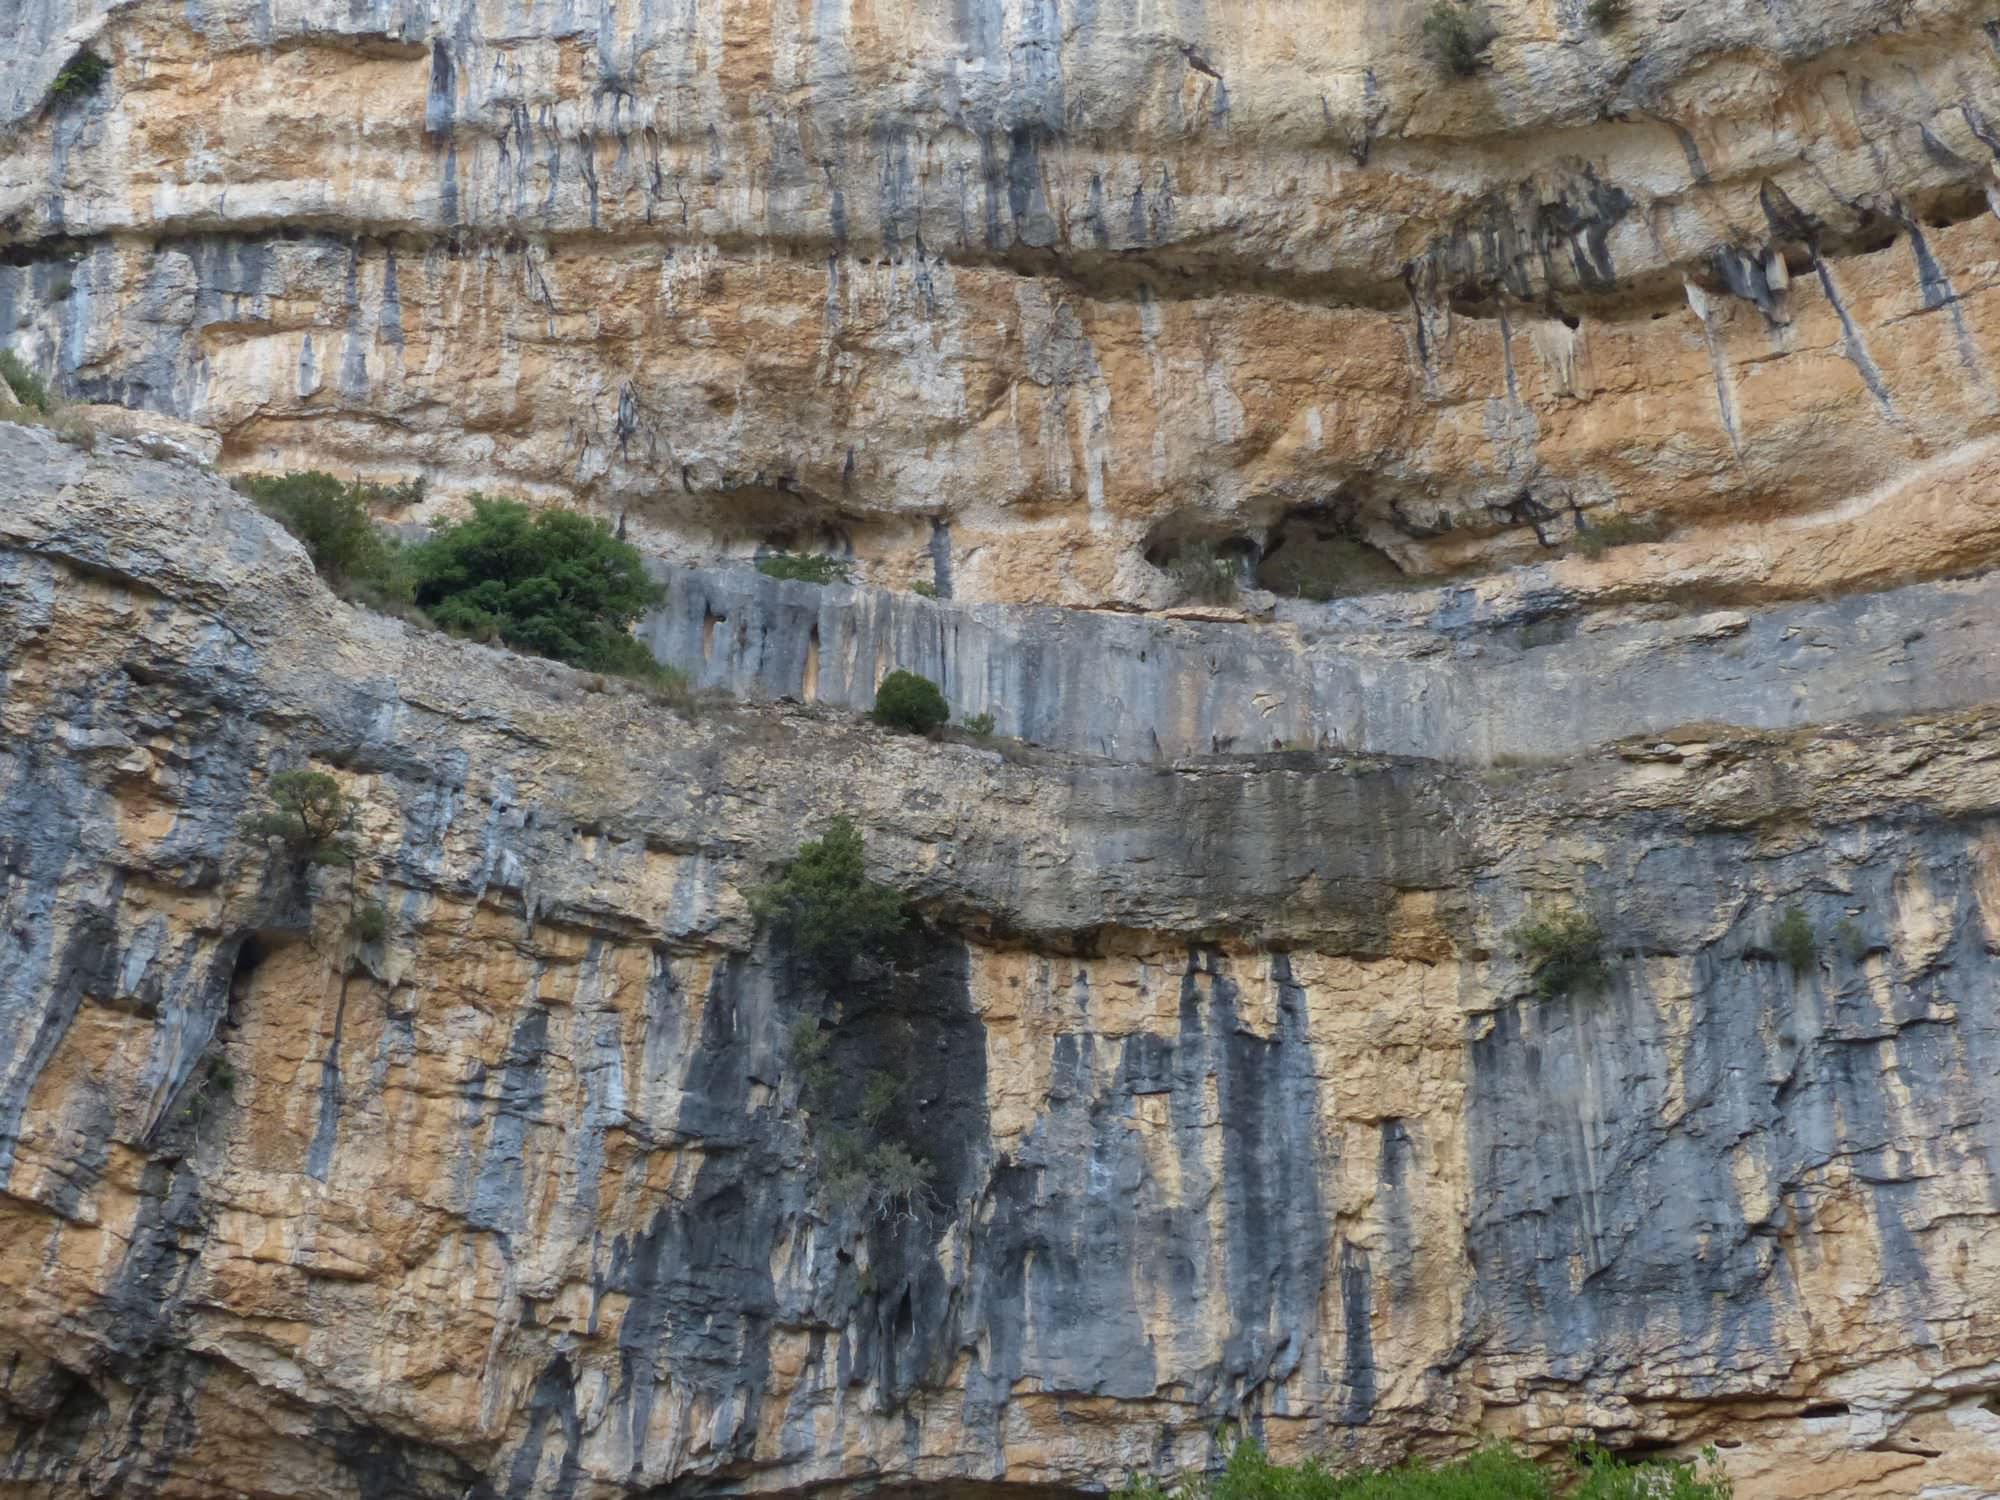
1422, 1, 1496, 77
872, 670, 949, 734
0, 350, 51, 413
242, 770, 356, 868
412, 496, 665, 675
757, 552, 852, 584
49, 49, 111, 103
1509, 906, 1608, 999
1771, 904, 1817, 975
751, 816, 906, 974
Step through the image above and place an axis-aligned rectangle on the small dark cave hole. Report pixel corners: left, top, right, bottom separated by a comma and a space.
1257, 504, 1412, 602
1800, 1401, 1851, 1420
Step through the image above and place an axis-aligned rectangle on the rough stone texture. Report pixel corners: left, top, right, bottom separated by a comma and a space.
4, 430, 2000, 1500
7, 2, 2000, 604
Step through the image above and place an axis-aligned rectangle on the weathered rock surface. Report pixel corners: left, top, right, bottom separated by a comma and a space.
7, 1, 2000, 603
3, 430, 2000, 1500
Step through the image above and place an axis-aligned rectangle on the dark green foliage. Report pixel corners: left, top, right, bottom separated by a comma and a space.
960, 710, 997, 738
859, 1071, 900, 1127
242, 771, 356, 867
1116, 1440, 1730, 1500
50, 49, 111, 101
872, 669, 950, 734
1585, 0, 1625, 27
823, 1130, 932, 1216
1834, 918, 1869, 962
245, 472, 418, 604
911, 579, 939, 599
1509, 906, 1608, 999
410, 496, 665, 674
1422, 1, 1496, 77
1167, 541, 1240, 604
1573, 513, 1668, 558
786, 1017, 840, 1099
757, 552, 852, 584
349, 902, 389, 944
0, 350, 51, 413
208, 1056, 236, 1095
1771, 904, 1816, 975
752, 816, 906, 973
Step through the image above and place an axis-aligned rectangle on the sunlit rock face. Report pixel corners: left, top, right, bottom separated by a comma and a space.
6, 1, 2000, 603
3, 429, 2000, 1500
7, 2, 2000, 1496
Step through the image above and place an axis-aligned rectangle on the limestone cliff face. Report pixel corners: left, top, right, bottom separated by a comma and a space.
6, 0, 2000, 603
4, 428, 2000, 1500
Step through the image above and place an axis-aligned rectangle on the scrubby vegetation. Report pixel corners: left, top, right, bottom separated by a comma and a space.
49, 49, 111, 102
1771, 904, 1817, 975
244, 472, 419, 607
242, 771, 357, 868
1572, 513, 1668, 558
1834, 918, 1869, 962
872, 669, 950, 734
411, 496, 666, 674
1422, 1, 1496, 77
960, 710, 996, 737
1585, 0, 1625, 27
1509, 906, 1608, 999
1116, 1439, 1731, 1500
0, 350, 51, 413
1167, 541, 1240, 605
757, 552, 852, 584
752, 816, 907, 974
348, 902, 389, 944
911, 579, 939, 598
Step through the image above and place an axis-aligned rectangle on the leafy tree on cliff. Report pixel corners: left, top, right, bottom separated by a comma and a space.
408, 496, 666, 674
751, 816, 906, 974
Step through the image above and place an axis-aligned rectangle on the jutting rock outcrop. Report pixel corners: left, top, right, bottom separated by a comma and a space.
3, 427, 2000, 1499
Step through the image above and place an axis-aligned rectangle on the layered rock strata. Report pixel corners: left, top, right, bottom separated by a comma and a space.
6, 2, 2000, 603
3, 427, 2000, 1499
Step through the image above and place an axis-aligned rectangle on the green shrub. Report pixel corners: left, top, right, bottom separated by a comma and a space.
1834, 918, 1869, 962
242, 770, 357, 867
751, 816, 906, 973
348, 902, 389, 944
872, 669, 950, 734
859, 1071, 900, 1127
1573, 513, 1668, 558
1771, 904, 1816, 975
757, 552, 852, 584
0, 350, 51, 413
786, 1017, 839, 1099
1422, 1, 1496, 77
960, 710, 996, 737
409, 496, 665, 674
1167, 541, 1240, 605
1509, 906, 1608, 999
49, 49, 111, 101
245, 472, 418, 603
1585, 0, 1625, 27
911, 579, 939, 599
1116, 1439, 1731, 1500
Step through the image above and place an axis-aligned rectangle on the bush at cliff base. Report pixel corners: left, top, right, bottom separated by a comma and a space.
871, 669, 950, 734
410, 496, 665, 675
1114, 1441, 1732, 1500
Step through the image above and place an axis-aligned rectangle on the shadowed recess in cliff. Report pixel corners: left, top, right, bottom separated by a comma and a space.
588, 933, 989, 1486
